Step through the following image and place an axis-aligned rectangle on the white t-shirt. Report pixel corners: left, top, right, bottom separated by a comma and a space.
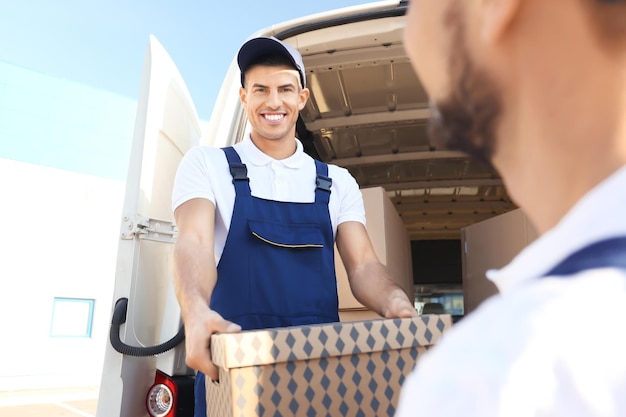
395, 165, 626, 417
172, 135, 366, 262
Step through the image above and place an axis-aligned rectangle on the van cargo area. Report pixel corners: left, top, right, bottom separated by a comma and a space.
275, 7, 518, 312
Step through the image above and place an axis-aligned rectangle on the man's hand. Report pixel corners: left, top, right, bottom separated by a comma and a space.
383, 288, 418, 319
336, 221, 418, 319
184, 306, 241, 381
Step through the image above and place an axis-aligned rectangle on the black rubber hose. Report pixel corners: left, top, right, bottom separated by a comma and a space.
109, 297, 185, 357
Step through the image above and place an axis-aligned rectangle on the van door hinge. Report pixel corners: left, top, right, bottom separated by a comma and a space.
120, 215, 177, 243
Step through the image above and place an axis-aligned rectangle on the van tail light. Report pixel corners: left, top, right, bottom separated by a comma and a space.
146, 370, 194, 417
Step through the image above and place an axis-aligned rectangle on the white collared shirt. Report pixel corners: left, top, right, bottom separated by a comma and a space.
395, 165, 626, 417
172, 134, 365, 261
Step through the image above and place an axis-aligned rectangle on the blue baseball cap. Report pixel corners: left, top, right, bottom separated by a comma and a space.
237, 36, 306, 88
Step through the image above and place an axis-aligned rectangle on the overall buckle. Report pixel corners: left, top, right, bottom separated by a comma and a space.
229, 163, 249, 183
316, 174, 332, 192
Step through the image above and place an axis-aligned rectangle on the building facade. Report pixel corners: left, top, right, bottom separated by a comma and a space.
0, 60, 137, 390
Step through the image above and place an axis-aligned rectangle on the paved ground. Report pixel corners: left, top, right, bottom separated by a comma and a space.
0, 386, 98, 417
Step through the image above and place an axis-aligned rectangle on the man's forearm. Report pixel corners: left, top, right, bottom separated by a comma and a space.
349, 261, 412, 318
173, 237, 217, 320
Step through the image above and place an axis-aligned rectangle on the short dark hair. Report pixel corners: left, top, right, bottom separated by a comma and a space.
241, 54, 300, 88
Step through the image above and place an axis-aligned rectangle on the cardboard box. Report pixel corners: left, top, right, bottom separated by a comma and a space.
461, 208, 538, 314
336, 187, 414, 321
206, 315, 452, 417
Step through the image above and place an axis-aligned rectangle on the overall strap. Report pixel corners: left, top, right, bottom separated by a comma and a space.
542, 236, 626, 277
222, 146, 251, 197
314, 159, 332, 205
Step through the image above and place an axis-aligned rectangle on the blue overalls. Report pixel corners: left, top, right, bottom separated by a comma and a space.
542, 237, 626, 276
194, 146, 340, 417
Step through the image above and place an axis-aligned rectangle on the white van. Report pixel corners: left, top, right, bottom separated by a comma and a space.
97, 1, 525, 416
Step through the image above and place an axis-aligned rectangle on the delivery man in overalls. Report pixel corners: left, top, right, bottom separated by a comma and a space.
171, 36, 417, 417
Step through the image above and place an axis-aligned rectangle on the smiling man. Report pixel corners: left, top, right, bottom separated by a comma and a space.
171, 36, 416, 417
396, 0, 626, 416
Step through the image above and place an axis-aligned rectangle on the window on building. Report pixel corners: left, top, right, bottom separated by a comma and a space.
50, 297, 95, 338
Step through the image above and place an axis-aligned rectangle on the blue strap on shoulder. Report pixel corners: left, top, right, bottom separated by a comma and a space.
222, 146, 251, 196
314, 159, 332, 205
542, 236, 626, 277
223, 147, 332, 203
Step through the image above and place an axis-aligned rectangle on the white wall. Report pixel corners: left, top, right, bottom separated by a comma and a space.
0, 158, 124, 390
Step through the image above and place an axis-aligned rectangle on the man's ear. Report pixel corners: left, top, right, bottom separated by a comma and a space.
239, 87, 248, 109
298, 88, 310, 111
480, 0, 521, 44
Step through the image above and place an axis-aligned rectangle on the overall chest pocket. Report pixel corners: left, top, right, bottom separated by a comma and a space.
247, 219, 336, 316
249, 219, 324, 248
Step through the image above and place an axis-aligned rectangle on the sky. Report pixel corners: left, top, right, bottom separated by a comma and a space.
1, 0, 383, 122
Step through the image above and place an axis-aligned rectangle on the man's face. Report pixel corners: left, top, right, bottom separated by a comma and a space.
240, 65, 309, 143
404, 1, 502, 167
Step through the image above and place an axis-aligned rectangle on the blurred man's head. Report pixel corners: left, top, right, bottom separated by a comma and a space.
404, 0, 625, 165
404, 0, 626, 232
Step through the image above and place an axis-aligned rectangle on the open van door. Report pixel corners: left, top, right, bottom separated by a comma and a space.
96, 35, 201, 417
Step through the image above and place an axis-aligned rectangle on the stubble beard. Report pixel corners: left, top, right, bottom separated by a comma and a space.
427, 6, 502, 169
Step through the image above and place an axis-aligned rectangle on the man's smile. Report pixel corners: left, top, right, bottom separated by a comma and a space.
262, 113, 286, 122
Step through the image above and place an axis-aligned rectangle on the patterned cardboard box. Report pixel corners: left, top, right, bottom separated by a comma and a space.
206, 315, 452, 417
